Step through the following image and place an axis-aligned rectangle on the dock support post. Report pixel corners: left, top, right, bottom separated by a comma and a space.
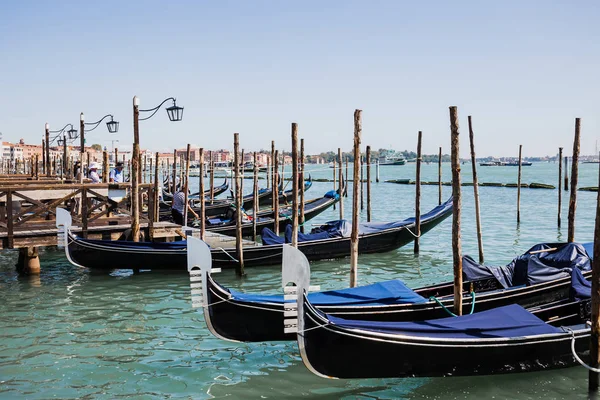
360, 155, 364, 210
45, 123, 50, 177
338, 147, 343, 219
414, 132, 422, 254
568, 118, 581, 242
350, 109, 362, 288
376, 159, 379, 183
233, 133, 245, 276
449, 106, 463, 316
468, 116, 484, 263
102, 151, 109, 183
300, 139, 305, 233
271, 140, 275, 211
17, 247, 40, 275
183, 144, 191, 227
209, 151, 214, 203
366, 145, 372, 222
291, 123, 299, 248
564, 156, 569, 191
172, 150, 177, 194
333, 154, 336, 211
558, 147, 563, 227
345, 156, 349, 196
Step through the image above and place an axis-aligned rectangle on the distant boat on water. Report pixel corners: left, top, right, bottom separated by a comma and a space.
480, 160, 532, 167
378, 156, 406, 166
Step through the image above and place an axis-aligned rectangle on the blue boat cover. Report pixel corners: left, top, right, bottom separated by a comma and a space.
462, 242, 592, 289
261, 227, 285, 245
229, 279, 427, 306
326, 304, 562, 338
78, 237, 188, 250
570, 267, 591, 301
310, 197, 453, 238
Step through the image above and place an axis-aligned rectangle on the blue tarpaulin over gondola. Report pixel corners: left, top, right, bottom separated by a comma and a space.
229, 279, 427, 306
325, 304, 562, 338
462, 242, 592, 289
570, 267, 591, 301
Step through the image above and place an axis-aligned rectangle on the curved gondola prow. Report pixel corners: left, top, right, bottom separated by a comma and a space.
55, 208, 86, 268
187, 236, 227, 340
282, 245, 320, 339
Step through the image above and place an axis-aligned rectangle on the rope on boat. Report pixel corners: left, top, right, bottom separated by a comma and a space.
216, 247, 239, 262
403, 226, 421, 238
429, 291, 476, 317
564, 326, 600, 372
296, 321, 331, 334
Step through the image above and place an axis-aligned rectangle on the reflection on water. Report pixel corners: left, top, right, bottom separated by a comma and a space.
0, 162, 598, 399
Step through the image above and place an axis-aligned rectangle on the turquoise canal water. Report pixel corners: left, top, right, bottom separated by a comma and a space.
1, 161, 599, 399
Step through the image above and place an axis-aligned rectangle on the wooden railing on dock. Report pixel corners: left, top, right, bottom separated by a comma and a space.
0, 182, 165, 249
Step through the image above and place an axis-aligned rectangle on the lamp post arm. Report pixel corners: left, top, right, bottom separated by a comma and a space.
84, 114, 115, 132
49, 124, 75, 145
139, 97, 176, 121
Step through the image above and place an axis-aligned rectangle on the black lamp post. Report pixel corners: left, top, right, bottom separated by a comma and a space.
79, 113, 120, 182
48, 123, 78, 178
130, 95, 184, 242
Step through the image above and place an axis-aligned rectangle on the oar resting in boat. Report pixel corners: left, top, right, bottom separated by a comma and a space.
186, 236, 593, 343
55, 199, 454, 271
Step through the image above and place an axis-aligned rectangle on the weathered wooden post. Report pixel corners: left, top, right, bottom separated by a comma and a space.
589, 159, 600, 391
199, 148, 205, 240
300, 139, 305, 233
338, 147, 343, 219
209, 151, 215, 203
517, 144, 523, 224
360, 155, 364, 210
183, 144, 191, 226
79, 113, 85, 184
45, 123, 50, 176
438, 146, 443, 205
149, 157, 153, 189
41, 139, 46, 175
414, 131, 422, 254
115, 148, 119, 169
102, 151, 109, 183
558, 147, 563, 227
564, 156, 569, 191
233, 133, 245, 276
35, 155, 39, 180
350, 109, 362, 288
273, 150, 280, 234
449, 106, 463, 316
568, 118, 581, 242
252, 152, 258, 241
266, 155, 270, 189
366, 145, 372, 222
375, 159, 380, 183
345, 156, 349, 197
172, 149, 177, 194
291, 123, 299, 248
333, 154, 337, 211
131, 96, 141, 242
468, 116, 484, 263
240, 149, 245, 196
154, 152, 160, 224
271, 140, 275, 206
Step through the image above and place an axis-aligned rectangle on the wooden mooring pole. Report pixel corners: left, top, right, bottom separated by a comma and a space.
438, 147, 442, 205
273, 150, 280, 235
183, 144, 191, 227
102, 151, 109, 183
558, 147, 563, 227
333, 154, 337, 211
376, 159, 380, 183
345, 156, 349, 197
172, 150, 177, 194
449, 106, 463, 316
517, 144, 523, 224
350, 109, 362, 288
366, 145, 371, 222
564, 156, 569, 191
199, 148, 205, 240
568, 118, 581, 243
338, 148, 343, 219
233, 133, 245, 276
300, 139, 305, 233
291, 123, 299, 248
468, 116, 484, 263
414, 131, 422, 254
131, 96, 140, 242
252, 152, 258, 241
209, 151, 215, 203
589, 159, 600, 391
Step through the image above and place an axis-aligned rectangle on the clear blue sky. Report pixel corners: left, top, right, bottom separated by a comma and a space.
0, 1, 598, 157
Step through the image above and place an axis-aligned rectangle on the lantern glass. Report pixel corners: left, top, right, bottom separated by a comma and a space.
58, 138, 64, 146
106, 120, 119, 134
67, 128, 78, 140
166, 105, 184, 122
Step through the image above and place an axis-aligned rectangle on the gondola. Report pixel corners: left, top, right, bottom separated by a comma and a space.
187, 237, 592, 342
55, 195, 452, 272
162, 178, 229, 201
296, 265, 592, 378
202, 189, 339, 237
